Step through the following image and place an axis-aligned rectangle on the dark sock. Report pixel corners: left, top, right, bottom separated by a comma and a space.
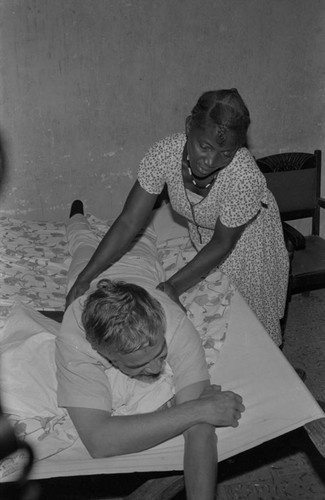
69, 200, 84, 218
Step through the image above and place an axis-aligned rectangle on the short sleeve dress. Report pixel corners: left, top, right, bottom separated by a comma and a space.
138, 133, 289, 345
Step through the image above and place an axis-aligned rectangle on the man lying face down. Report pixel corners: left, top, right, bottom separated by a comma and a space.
55, 203, 245, 500
82, 279, 169, 384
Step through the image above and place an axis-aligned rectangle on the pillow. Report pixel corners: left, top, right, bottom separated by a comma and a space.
0, 300, 79, 468
0, 300, 63, 417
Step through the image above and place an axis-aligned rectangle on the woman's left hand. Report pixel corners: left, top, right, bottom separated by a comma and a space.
156, 282, 187, 312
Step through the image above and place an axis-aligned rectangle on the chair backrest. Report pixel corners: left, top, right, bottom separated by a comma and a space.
256, 150, 322, 235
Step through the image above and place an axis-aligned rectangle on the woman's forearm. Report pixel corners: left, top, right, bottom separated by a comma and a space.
78, 214, 141, 282
77, 181, 158, 284
65, 182, 158, 307
167, 220, 246, 296
167, 239, 229, 295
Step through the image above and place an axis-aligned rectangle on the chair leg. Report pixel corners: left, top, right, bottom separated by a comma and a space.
280, 292, 291, 339
280, 257, 293, 339
304, 417, 325, 459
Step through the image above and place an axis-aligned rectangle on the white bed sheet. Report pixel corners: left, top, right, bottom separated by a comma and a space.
22, 290, 325, 480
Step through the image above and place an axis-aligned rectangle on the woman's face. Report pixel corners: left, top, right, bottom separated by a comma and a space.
186, 122, 241, 179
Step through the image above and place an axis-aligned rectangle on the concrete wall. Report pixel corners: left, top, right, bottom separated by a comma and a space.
0, 0, 324, 232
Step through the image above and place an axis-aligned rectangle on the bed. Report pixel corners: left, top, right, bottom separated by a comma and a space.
0, 203, 324, 490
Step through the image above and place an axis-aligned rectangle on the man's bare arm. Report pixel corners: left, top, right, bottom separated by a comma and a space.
67, 383, 244, 459
175, 380, 216, 500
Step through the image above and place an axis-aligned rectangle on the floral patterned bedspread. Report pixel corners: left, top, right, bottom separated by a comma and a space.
0, 215, 108, 323
157, 236, 234, 366
0, 213, 234, 481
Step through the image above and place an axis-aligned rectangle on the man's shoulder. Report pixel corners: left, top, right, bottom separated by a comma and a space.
60, 296, 85, 339
148, 287, 197, 342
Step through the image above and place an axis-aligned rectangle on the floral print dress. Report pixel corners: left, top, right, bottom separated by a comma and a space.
138, 133, 289, 345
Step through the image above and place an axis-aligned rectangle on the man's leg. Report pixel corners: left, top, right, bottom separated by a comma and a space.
66, 200, 165, 292
66, 207, 100, 293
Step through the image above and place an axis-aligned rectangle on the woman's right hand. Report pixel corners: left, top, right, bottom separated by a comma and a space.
65, 278, 90, 310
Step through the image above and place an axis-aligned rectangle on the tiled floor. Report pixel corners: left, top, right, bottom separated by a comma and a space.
216, 289, 325, 499
216, 428, 325, 499
30, 291, 325, 499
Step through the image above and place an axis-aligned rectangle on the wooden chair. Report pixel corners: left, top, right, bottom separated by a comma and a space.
256, 150, 325, 300
256, 151, 325, 459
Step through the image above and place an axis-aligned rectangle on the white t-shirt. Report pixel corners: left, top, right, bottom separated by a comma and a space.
56, 228, 209, 413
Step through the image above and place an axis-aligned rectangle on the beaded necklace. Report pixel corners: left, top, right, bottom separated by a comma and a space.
186, 164, 217, 190
183, 142, 217, 190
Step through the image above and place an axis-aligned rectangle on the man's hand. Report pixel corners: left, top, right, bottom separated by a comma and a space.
195, 384, 245, 428
65, 278, 90, 310
156, 281, 187, 312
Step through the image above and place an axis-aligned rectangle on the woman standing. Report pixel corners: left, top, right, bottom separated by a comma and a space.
66, 89, 289, 345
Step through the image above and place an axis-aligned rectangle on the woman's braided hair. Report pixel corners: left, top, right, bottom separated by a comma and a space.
190, 89, 251, 145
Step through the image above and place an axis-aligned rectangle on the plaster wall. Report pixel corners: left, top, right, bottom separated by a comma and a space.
0, 0, 324, 232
